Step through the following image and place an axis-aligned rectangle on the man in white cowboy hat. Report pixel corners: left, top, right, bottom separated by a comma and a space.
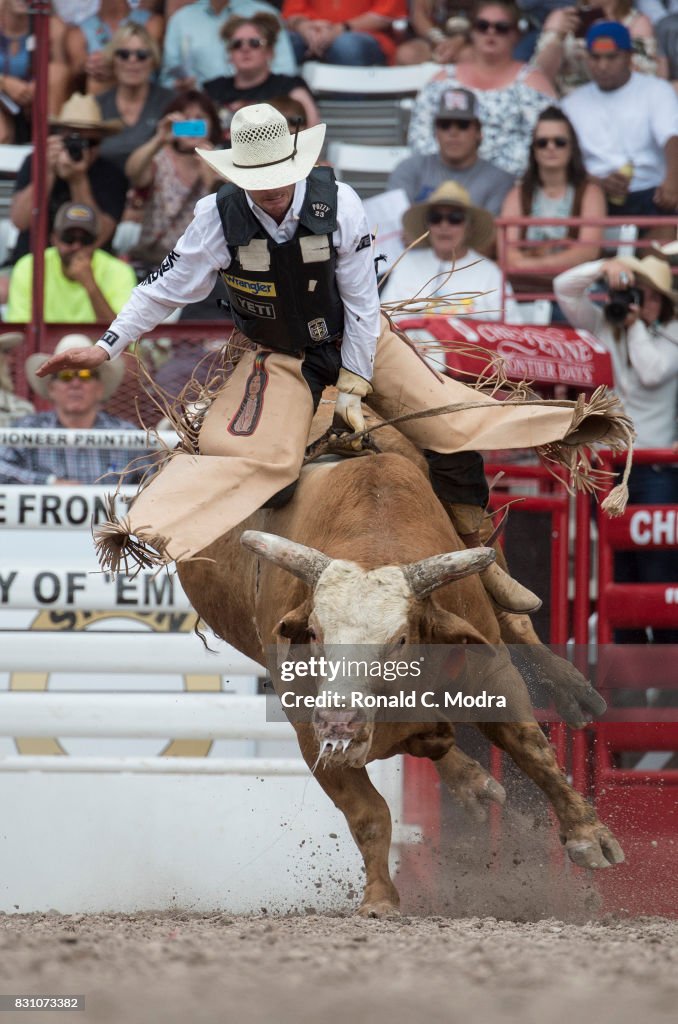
9, 93, 127, 264
0, 335, 152, 486
6, 201, 137, 324
555, 253, 678, 642
379, 181, 522, 323
0, 331, 33, 428
38, 103, 628, 612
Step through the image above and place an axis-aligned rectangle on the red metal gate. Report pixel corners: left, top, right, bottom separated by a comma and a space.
572, 450, 678, 916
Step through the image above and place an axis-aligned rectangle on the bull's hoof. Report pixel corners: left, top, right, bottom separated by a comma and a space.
459, 775, 507, 824
565, 826, 625, 869
357, 901, 401, 919
553, 683, 607, 730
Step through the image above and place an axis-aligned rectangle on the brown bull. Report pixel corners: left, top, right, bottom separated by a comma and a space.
178, 438, 624, 917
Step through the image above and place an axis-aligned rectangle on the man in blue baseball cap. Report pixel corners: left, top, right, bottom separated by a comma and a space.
562, 20, 678, 218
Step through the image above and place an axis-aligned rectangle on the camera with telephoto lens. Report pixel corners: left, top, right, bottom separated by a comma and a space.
604, 286, 644, 326
63, 133, 85, 161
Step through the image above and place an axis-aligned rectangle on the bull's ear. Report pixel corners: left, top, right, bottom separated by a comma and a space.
273, 600, 313, 645
420, 604, 495, 651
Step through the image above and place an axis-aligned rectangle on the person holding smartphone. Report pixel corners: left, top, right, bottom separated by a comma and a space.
123, 90, 223, 276
534, 1, 666, 92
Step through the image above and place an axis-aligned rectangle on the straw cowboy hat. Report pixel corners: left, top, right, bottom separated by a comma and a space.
196, 103, 326, 190
0, 331, 24, 352
48, 93, 122, 135
402, 181, 495, 252
25, 335, 124, 401
618, 254, 678, 306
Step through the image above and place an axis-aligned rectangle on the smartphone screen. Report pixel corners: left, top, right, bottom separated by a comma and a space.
171, 120, 208, 138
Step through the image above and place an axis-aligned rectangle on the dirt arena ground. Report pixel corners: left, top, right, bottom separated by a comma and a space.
2, 910, 677, 1024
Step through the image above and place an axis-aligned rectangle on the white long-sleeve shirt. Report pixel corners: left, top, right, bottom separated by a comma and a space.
96, 180, 381, 382
554, 259, 678, 448
380, 247, 523, 324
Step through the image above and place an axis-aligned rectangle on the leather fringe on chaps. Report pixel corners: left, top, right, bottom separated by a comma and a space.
95, 316, 635, 574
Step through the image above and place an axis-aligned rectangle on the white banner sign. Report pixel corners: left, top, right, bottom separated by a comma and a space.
0, 486, 134, 528
0, 428, 177, 449
0, 567, 190, 611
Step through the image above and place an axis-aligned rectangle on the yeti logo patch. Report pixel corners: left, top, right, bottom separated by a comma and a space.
311, 202, 331, 218
308, 318, 329, 342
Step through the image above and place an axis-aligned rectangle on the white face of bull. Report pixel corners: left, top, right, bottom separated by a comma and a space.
240, 531, 495, 770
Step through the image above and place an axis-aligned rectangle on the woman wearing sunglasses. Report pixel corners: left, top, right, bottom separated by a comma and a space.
204, 13, 319, 133
95, 23, 175, 173
380, 180, 522, 322
408, 1, 556, 176
500, 106, 606, 300
65, 0, 164, 95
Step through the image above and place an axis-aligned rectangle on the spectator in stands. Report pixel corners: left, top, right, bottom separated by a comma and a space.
0, 330, 33, 426
554, 254, 678, 642
0, 334, 152, 486
534, 2, 666, 94
387, 86, 513, 214
95, 22, 175, 174
282, 0, 407, 66
562, 22, 678, 219
161, 0, 297, 90
380, 180, 522, 321
395, 0, 473, 65
124, 91, 223, 276
204, 13, 319, 133
500, 106, 606, 294
9, 93, 129, 264
640, 3, 678, 83
5, 201, 137, 323
0, 0, 70, 144
65, 0, 165, 96
407, 1, 556, 176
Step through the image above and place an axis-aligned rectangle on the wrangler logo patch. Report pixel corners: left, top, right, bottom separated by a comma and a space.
356, 233, 373, 252
223, 273, 277, 297
228, 352, 270, 436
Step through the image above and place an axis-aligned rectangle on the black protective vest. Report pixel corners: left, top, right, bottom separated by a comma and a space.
216, 167, 345, 354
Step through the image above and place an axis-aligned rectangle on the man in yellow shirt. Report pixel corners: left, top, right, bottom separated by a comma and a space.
5, 202, 137, 323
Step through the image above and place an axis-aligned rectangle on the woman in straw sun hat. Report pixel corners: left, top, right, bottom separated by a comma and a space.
555, 253, 678, 642
380, 180, 522, 322
39, 102, 631, 615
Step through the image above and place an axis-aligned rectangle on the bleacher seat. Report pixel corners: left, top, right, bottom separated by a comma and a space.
302, 62, 438, 149
326, 142, 411, 199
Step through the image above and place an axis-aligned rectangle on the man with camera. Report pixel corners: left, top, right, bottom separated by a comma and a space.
9, 94, 128, 264
554, 254, 678, 640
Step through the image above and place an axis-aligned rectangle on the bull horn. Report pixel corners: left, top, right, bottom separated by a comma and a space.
241, 530, 331, 586
403, 546, 496, 599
